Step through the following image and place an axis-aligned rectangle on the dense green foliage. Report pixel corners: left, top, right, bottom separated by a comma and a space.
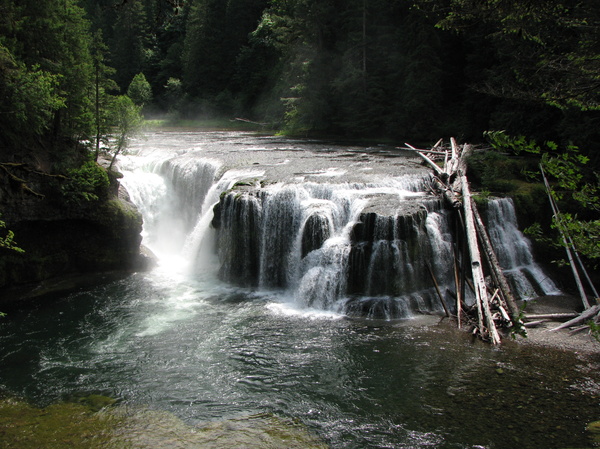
108, 95, 144, 169
127, 72, 153, 107
1, 0, 598, 149
0, 215, 24, 253
0, 0, 144, 162
417, 0, 600, 112
61, 160, 111, 204
73, 0, 598, 150
485, 131, 600, 266
0, 0, 82, 148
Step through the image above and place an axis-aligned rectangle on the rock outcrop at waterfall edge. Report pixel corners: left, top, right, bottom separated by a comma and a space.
0, 157, 150, 304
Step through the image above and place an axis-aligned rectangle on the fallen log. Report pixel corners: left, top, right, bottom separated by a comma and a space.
446, 138, 459, 176
453, 253, 462, 328
548, 304, 600, 332
523, 320, 549, 328
541, 165, 591, 309
426, 262, 450, 317
405, 143, 445, 177
523, 313, 579, 321
400, 148, 448, 156
568, 325, 591, 335
233, 117, 268, 126
471, 199, 521, 324
431, 176, 461, 209
411, 138, 533, 344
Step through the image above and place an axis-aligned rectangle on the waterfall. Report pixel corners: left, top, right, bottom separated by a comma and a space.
213, 181, 457, 318
343, 201, 456, 319
120, 151, 263, 272
185, 169, 264, 270
120, 137, 559, 319
487, 198, 560, 299
120, 154, 221, 258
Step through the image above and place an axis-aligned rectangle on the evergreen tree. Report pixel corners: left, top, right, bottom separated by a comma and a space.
0, 0, 95, 148
145, 9, 187, 111
183, 0, 228, 100
0, 44, 64, 143
112, 0, 150, 91
183, 0, 267, 115
418, 0, 600, 111
233, 8, 288, 120
128, 72, 153, 107
388, 7, 444, 138
91, 29, 118, 160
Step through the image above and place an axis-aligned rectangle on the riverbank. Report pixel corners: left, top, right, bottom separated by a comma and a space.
511, 295, 600, 356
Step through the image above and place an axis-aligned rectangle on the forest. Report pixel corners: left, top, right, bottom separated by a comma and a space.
0, 0, 599, 271
91, 0, 600, 146
0, 0, 597, 144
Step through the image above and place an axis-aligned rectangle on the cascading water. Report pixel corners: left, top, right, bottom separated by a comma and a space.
120, 134, 559, 318
119, 150, 263, 273
487, 198, 560, 299
185, 168, 264, 270
343, 200, 458, 319
120, 152, 221, 258
212, 180, 449, 317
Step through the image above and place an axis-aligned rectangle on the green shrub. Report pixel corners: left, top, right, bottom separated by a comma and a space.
468, 151, 520, 189
61, 161, 110, 204
0, 215, 24, 253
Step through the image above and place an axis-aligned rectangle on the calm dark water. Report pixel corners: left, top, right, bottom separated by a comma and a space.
0, 269, 598, 448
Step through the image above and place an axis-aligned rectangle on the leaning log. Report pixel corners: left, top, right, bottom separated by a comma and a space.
461, 174, 501, 344
426, 262, 450, 317
405, 143, 445, 177
408, 138, 527, 344
523, 320, 549, 328
541, 165, 591, 310
471, 200, 521, 324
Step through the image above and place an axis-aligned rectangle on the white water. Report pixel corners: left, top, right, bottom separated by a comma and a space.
487, 198, 560, 299
119, 132, 559, 317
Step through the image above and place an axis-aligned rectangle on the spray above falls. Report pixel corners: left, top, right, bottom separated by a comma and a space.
120, 131, 560, 319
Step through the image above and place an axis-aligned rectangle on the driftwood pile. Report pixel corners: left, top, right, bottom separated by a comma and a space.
405, 138, 522, 344
405, 138, 599, 344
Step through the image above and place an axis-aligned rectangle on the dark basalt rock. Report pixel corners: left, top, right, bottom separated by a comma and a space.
301, 212, 331, 258
347, 208, 434, 296
215, 191, 261, 287
0, 170, 148, 304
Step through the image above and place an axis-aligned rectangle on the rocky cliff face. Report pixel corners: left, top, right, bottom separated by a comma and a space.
0, 160, 148, 304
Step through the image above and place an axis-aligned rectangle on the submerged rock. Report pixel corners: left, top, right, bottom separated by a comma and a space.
0, 396, 328, 449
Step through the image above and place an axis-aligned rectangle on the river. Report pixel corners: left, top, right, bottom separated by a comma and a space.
0, 130, 598, 448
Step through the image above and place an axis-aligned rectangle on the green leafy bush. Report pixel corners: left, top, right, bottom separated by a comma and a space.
0, 215, 24, 253
127, 73, 152, 107
61, 161, 110, 204
486, 131, 600, 265
466, 150, 522, 192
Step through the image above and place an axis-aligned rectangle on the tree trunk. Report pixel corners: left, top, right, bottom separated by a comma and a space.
471, 200, 521, 324
461, 175, 501, 344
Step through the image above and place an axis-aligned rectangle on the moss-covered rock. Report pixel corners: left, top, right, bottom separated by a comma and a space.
586, 420, 600, 446
0, 395, 122, 449
0, 395, 328, 449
